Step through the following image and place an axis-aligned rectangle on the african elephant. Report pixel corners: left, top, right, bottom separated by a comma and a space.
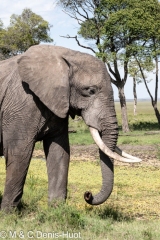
0, 45, 141, 210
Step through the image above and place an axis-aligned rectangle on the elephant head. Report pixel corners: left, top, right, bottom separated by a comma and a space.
18, 45, 141, 205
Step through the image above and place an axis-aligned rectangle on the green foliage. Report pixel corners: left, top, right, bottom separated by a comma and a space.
0, 21, 7, 60
128, 58, 155, 84
78, 0, 160, 60
59, 0, 160, 130
0, 8, 53, 59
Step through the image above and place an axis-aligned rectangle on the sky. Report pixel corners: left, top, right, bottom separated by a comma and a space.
0, 0, 158, 100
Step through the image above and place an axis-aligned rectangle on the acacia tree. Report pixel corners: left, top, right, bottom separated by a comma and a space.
0, 20, 8, 60
0, 8, 53, 58
133, 1, 160, 125
58, 0, 160, 132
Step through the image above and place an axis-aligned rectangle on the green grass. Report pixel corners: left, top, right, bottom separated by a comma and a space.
0, 158, 160, 239
69, 117, 94, 145
69, 131, 94, 145
115, 101, 160, 130
117, 130, 160, 145
35, 141, 43, 150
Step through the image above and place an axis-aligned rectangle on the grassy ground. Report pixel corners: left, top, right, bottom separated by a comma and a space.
0, 159, 160, 239
0, 100, 160, 239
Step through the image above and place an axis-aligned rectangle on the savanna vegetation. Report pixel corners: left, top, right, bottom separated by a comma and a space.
0, 101, 160, 240
58, 0, 160, 132
0, 8, 53, 60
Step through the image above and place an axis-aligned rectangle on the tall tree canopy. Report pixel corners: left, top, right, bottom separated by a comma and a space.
0, 8, 53, 59
128, 0, 160, 124
59, 0, 160, 131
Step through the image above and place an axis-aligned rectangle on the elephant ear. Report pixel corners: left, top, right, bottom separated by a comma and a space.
17, 54, 70, 118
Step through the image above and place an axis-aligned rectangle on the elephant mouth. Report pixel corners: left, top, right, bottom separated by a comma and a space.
89, 127, 142, 163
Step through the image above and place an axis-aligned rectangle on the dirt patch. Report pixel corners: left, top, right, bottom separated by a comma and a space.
115, 144, 160, 167
33, 144, 160, 167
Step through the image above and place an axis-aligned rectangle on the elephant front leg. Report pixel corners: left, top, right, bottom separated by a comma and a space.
1, 140, 34, 211
43, 132, 70, 204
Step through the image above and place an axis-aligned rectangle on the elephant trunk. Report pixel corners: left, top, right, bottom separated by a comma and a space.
84, 119, 118, 205
84, 127, 142, 205
84, 149, 114, 205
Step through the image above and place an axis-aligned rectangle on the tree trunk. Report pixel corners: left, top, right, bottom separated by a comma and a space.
154, 108, 160, 125
152, 102, 160, 125
133, 77, 137, 116
153, 56, 160, 125
118, 86, 130, 132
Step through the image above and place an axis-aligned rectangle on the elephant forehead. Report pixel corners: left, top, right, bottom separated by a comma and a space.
74, 69, 106, 86
80, 59, 105, 73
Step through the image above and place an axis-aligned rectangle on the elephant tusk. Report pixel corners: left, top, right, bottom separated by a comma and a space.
115, 146, 142, 162
89, 127, 142, 163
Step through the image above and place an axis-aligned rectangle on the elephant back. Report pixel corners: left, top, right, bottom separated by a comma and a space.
0, 55, 21, 144
0, 56, 20, 104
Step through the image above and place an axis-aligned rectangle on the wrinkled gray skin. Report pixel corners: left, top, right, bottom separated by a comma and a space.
0, 45, 118, 210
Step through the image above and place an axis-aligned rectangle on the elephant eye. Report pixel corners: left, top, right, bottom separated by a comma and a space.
82, 86, 97, 97
89, 88, 96, 95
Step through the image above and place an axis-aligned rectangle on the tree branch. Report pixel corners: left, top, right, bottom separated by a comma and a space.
155, 55, 158, 105
62, 10, 83, 24
114, 58, 121, 82
107, 62, 118, 80
60, 35, 96, 54
80, 5, 89, 19
85, 0, 96, 9
111, 78, 118, 86
74, 4, 89, 20
135, 57, 154, 103
123, 60, 128, 85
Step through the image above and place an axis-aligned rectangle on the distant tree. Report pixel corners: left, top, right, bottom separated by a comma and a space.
0, 8, 53, 58
135, 54, 160, 125
128, 62, 140, 116
0, 19, 4, 33
58, 0, 160, 132
129, 59, 155, 116
0, 20, 7, 60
